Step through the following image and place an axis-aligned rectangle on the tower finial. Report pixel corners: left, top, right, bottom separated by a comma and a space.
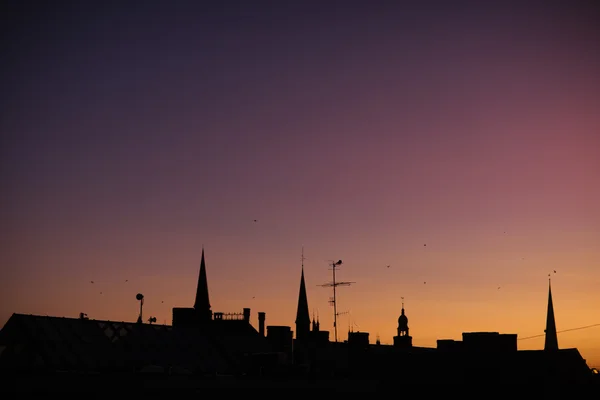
401, 296, 404, 309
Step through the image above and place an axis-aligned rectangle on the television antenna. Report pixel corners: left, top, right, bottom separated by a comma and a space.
318, 259, 355, 343
348, 313, 359, 333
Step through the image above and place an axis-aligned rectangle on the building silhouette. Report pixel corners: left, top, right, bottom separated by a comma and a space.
0, 248, 272, 377
0, 249, 597, 390
393, 299, 412, 348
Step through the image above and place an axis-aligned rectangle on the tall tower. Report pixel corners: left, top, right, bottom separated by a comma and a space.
295, 248, 311, 341
194, 248, 212, 322
544, 278, 559, 351
397, 299, 409, 337
393, 297, 412, 348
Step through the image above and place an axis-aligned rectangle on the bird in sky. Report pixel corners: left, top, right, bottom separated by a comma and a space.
90, 281, 94, 284
386, 265, 390, 268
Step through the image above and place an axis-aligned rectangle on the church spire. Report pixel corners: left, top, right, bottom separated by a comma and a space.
295, 247, 310, 340
544, 277, 559, 351
194, 247, 211, 320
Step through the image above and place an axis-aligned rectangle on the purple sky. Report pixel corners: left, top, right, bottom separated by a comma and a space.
1, 1, 600, 367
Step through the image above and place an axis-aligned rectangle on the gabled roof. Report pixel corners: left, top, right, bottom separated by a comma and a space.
210, 319, 271, 356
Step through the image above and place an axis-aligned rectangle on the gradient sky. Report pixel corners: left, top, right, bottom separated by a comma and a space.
1, 1, 599, 367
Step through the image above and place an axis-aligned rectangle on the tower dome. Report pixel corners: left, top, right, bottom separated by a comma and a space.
398, 308, 408, 327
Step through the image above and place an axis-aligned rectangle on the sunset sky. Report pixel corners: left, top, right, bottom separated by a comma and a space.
1, 1, 599, 367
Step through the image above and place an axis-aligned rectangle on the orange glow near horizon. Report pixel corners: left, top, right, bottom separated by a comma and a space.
3, 246, 599, 368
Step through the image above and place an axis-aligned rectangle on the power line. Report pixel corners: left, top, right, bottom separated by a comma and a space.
518, 323, 600, 341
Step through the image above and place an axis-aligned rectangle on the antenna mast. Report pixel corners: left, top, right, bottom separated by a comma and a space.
318, 259, 355, 343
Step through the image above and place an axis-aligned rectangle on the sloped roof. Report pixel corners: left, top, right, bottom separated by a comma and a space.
0, 314, 234, 373
210, 320, 271, 356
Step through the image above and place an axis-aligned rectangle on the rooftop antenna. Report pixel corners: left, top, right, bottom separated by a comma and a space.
351, 313, 359, 331
318, 259, 355, 343
136, 293, 144, 323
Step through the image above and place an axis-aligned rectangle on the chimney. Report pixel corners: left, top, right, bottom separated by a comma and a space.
243, 308, 250, 323
258, 312, 266, 336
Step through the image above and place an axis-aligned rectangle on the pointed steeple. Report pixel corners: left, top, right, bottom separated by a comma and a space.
544, 278, 559, 351
194, 248, 211, 320
295, 248, 310, 340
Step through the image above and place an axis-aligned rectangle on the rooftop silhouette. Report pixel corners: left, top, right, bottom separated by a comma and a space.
0, 248, 597, 392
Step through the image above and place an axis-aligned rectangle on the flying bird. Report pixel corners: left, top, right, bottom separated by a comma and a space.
553, 270, 556, 273
90, 281, 94, 284
386, 265, 390, 268
423, 281, 426, 284
253, 219, 258, 222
